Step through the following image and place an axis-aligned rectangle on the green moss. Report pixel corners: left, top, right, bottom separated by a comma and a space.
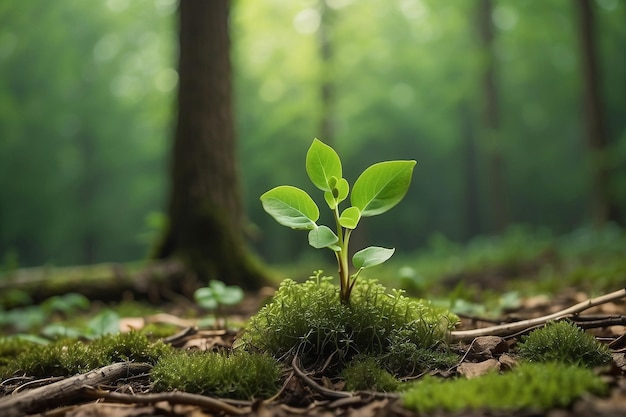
341, 357, 400, 392
7, 331, 171, 377
240, 276, 458, 371
381, 333, 459, 375
517, 320, 612, 367
402, 362, 607, 413
0, 337, 38, 377
151, 350, 281, 400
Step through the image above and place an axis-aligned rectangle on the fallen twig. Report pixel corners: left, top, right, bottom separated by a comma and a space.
82, 386, 250, 415
291, 356, 352, 399
449, 287, 626, 343
0, 362, 151, 417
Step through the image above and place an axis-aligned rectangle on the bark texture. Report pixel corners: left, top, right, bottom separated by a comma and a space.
576, 0, 619, 226
478, 0, 508, 233
157, 0, 269, 289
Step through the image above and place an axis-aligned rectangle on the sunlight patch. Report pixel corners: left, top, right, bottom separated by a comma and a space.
293, 8, 321, 35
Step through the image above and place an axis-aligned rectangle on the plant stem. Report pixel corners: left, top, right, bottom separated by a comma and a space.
333, 208, 350, 304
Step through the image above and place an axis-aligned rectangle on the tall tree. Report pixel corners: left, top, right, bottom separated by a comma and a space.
477, 0, 508, 233
318, 0, 335, 145
575, 0, 619, 226
157, 0, 269, 289
459, 101, 482, 240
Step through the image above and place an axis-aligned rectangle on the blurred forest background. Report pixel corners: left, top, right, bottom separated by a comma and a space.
0, 0, 624, 271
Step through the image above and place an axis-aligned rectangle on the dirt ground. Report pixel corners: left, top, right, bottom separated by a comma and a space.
0, 287, 625, 417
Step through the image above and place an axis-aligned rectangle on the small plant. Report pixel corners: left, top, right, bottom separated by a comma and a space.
194, 280, 244, 329
240, 274, 458, 369
517, 320, 612, 367
261, 138, 415, 304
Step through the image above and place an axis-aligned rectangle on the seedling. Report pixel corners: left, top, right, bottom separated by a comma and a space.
261, 138, 416, 304
194, 280, 244, 328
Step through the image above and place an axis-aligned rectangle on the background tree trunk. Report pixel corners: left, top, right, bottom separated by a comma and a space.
478, 0, 508, 233
156, 0, 270, 290
459, 101, 482, 240
318, 0, 335, 145
575, 0, 619, 227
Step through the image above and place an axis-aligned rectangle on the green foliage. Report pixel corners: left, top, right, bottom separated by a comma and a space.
0, 1, 175, 266
194, 280, 245, 329
341, 357, 400, 392
239, 274, 458, 371
402, 362, 608, 413
261, 138, 415, 303
151, 350, 281, 400
194, 280, 244, 311
0, 337, 39, 377
3, 331, 171, 378
0, 292, 92, 333
395, 225, 626, 302
381, 334, 459, 376
517, 320, 612, 367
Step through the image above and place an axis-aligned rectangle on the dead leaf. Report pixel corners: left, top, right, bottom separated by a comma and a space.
457, 359, 500, 379
118, 317, 145, 332
469, 336, 508, 359
498, 353, 518, 371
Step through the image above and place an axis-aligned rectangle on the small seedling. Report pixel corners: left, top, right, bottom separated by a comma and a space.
261, 138, 416, 304
194, 280, 244, 328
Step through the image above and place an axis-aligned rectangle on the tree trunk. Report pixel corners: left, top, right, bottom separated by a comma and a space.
156, 0, 270, 290
477, 0, 508, 233
575, 0, 619, 226
459, 101, 481, 240
318, 0, 335, 145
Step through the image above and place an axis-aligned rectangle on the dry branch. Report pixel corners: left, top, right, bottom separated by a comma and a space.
449, 287, 626, 342
82, 386, 250, 415
0, 362, 151, 417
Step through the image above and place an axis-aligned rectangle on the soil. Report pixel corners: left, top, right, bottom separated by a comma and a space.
1, 287, 624, 417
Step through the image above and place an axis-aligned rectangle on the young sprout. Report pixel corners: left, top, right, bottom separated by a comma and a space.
194, 280, 244, 329
260, 138, 416, 305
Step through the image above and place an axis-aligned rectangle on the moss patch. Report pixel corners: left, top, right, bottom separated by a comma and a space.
341, 357, 400, 392
518, 320, 612, 367
239, 276, 458, 371
151, 350, 281, 400
402, 362, 607, 413
3, 331, 171, 378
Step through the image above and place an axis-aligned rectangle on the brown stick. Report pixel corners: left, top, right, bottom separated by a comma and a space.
82, 386, 250, 415
449, 287, 626, 342
0, 362, 151, 417
291, 356, 352, 399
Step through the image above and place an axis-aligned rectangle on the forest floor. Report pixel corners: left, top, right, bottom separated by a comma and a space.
1, 228, 625, 416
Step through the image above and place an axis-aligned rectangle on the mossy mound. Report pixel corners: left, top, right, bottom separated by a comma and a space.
341, 357, 401, 392
2, 331, 171, 378
518, 320, 612, 367
239, 276, 458, 373
151, 350, 281, 400
402, 362, 607, 413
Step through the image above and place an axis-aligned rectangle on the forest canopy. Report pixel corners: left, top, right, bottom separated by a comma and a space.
0, 0, 624, 268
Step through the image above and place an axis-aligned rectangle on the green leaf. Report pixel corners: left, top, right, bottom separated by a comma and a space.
194, 287, 218, 310
323, 178, 349, 209
87, 309, 120, 336
210, 280, 244, 305
261, 186, 319, 230
306, 138, 342, 192
351, 160, 416, 217
353, 246, 395, 269
339, 206, 361, 229
308, 225, 339, 249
